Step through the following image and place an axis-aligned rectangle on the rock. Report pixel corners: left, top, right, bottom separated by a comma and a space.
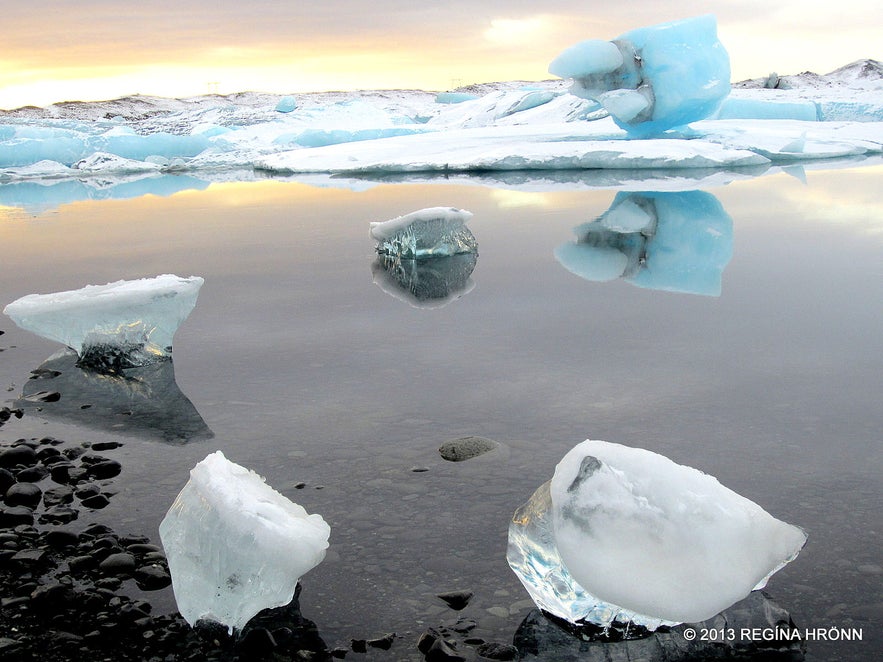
0, 468, 14, 493
4, 482, 42, 508
237, 627, 277, 656
91, 441, 123, 451
135, 565, 172, 590
86, 460, 122, 480
21, 390, 61, 403
0, 445, 37, 469
38, 505, 78, 524
438, 437, 499, 462
45, 529, 80, 548
476, 642, 518, 660
351, 638, 367, 653
437, 590, 474, 611
98, 552, 136, 575
81, 493, 110, 509
0, 506, 35, 527
43, 486, 74, 508
367, 633, 396, 650
15, 465, 49, 482
425, 637, 465, 662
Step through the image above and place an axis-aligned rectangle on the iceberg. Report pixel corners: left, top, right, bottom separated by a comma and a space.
3, 274, 203, 371
370, 207, 477, 259
507, 440, 806, 628
159, 451, 330, 633
549, 15, 731, 135
554, 190, 733, 296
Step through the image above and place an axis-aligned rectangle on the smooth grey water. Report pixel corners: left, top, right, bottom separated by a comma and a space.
1, 164, 881, 660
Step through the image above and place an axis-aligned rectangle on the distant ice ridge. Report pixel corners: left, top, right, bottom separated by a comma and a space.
370, 207, 477, 259
507, 440, 806, 629
159, 451, 330, 633
554, 190, 733, 296
3, 274, 203, 371
549, 14, 731, 135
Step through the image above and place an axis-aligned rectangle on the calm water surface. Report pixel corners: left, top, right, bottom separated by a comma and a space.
1, 164, 881, 660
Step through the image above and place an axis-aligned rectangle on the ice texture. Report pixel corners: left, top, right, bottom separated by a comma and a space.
508, 440, 807, 628
159, 451, 330, 633
372, 253, 477, 308
554, 190, 733, 296
3, 274, 203, 370
549, 15, 731, 135
370, 207, 477, 259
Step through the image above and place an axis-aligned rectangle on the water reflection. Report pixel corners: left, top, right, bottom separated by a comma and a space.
17, 349, 212, 443
513, 591, 805, 661
371, 253, 478, 308
554, 190, 733, 296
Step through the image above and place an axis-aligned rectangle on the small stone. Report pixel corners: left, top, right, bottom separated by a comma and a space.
75, 484, 101, 499
368, 633, 396, 650
437, 590, 474, 611
49, 462, 75, 484
15, 465, 49, 482
0, 506, 35, 527
438, 436, 499, 462
476, 642, 517, 660
0, 446, 37, 469
351, 639, 367, 653
411, 466, 430, 473
81, 493, 110, 509
11, 548, 45, 563
426, 638, 465, 662
330, 647, 348, 659
45, 529, 80, 548
237, 628, 277, 656
86, 460, 122, 480
68, 555, 97, 572
38, 505, 78, 524
43, 486, 74, 508
98, 552, 136, 575
0, 468, 14, 493
135, 565, 172, 590
4, 482, 42, 508
91, 441, 123, 451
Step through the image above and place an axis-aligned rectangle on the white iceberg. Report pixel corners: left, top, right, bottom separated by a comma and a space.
370, 206, 477, 259
159, 451, 330, 633
3, 274, 203, 370
508, 440, 806, 628
549, 14, 731, 135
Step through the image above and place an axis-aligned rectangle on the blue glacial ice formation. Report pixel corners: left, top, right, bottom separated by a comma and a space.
159, 451, 330, 633
507, 440, 807, 628
3, 274, 203, 370
549, 15, 731, 136
370, 207, 477, 259
554, 190, 733, 296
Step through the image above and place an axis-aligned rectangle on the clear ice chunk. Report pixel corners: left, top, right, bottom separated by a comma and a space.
508, 440, 807, 628
159, 451, 330, 633
370, 207, 477, 259
549, 15, 730, 135
371, 252, 477, 308
3, 274, 203, 370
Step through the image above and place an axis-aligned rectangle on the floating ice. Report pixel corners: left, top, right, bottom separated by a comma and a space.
159, 451, 330, 633
554, 190, 733, 296
507, 440, 806, 628
370, 207, 477, 259
550, 15, 731, 135
275, 96, 297, 113
3, 274, 203, 371
372, 253, 477, 308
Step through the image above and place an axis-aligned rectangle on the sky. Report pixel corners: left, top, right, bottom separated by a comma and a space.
1, 0, 880, 109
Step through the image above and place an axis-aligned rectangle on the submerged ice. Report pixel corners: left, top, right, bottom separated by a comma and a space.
3, 274, 203, 370
159, 451, 330, 633
507, 440, 806, 628
370, 207, 477, 259
549, 15, 731, 135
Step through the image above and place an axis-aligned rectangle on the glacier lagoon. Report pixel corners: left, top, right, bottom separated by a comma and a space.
0, 164, 881, 661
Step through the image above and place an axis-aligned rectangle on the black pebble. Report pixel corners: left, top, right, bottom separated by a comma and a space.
437, 590, 474, 611
0, 446, 37, 469
0, 468, 14, 493
351, 638, 367, 653
91, 441, 123, 451
87, 460, 122, 480
476, 642, 518, 660
81, 494, 110, 509
5, 483, 42, 508
15, 465, 49, 482
45, 529, 80, 548
134, 565, 172, 590
98, 552, 136, 575
43, 486, 74, 508
368, 633, 396, 650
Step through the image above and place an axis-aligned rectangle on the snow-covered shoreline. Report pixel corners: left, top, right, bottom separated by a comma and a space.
1, 60, 881, 212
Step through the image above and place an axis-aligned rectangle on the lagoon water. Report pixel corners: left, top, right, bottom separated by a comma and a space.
1, 163, 881, 660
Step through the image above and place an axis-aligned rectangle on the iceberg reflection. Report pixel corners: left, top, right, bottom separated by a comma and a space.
371, 253, 477, 309
554, 190, 733, 296
17, 349, 213, 444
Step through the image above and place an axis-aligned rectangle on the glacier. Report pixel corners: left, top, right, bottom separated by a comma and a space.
554, 190, 733, 296
507, 440, 806, 628
159, 451, 330, 633
3, 274, 203, 371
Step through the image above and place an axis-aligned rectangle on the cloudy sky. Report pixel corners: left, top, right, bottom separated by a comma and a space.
1, 0, 879, 108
